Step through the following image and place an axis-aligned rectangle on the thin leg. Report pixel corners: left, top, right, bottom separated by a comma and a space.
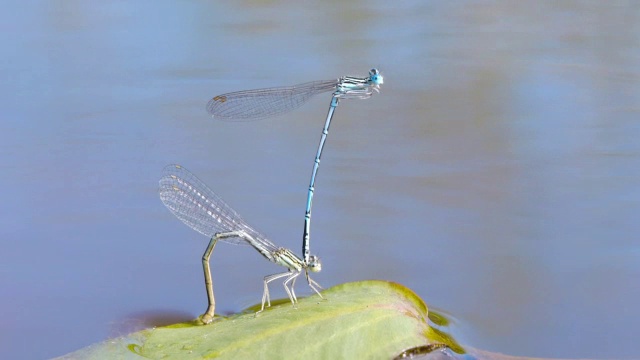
283, 272, 301, 304
200, 236, 219, 324
261, 276, 272, 309
281, 275, 296, 306
289, 274, 298, 302
259, 271, 293, 312
306, 272, 324, 299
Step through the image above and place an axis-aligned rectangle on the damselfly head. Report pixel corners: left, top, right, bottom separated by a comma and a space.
307, 255, 322, 272
369, 68, 384, 86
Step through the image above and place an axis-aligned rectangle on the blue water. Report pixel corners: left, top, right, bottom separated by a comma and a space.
1, 1, 638, 359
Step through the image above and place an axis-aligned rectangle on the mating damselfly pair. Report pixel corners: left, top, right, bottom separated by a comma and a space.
160, 69, 383, 323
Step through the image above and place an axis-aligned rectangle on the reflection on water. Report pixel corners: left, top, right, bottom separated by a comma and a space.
1, 1, 638, 359
108, 310, 195, 339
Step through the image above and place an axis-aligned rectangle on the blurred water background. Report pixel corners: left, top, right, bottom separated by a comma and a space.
1, 1, 639, 359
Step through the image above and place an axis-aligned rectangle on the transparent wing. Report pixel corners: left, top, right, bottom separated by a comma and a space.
159, 164, 278, 252
206, 79, 338, 121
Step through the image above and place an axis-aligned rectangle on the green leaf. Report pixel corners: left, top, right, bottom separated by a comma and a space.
56, 280, 463, 359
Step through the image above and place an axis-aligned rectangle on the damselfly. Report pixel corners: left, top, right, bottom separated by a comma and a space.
159, 164, 322, 324
207, 69, 384, 266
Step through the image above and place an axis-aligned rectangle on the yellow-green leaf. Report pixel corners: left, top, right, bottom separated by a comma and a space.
56, 280, 463, 359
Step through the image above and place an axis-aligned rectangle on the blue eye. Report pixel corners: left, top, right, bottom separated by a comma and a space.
368, 69, 383, 85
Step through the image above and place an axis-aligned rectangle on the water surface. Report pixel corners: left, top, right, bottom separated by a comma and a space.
1, 1, 638, 359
